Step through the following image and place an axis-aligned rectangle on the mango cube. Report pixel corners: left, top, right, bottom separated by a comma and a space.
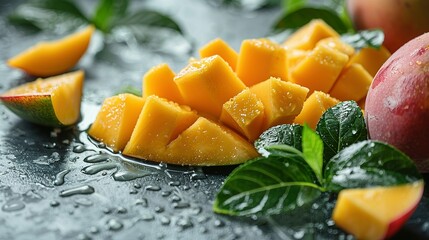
294, 91, 339, 129
250, 77, 309, 129
316, 37, 355, 58
348, 46, 391, 77
220, 88, 265, 141
290, 45, 349, 94
282, 19, 339, 50
286, 49, 309, 82
199, 38, 238, 71
88, 94, 145, 152
174, 55, 246, 118
236, 39, 288, 86
329, 63, 372, 101
142, 63, 184, 104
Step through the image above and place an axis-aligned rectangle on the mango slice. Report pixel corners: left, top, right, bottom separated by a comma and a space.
123, 95, 199, 162
282, 19, 339, 50
316, 37, 355, 58
0, 70, 84, 127
332, 181, 424, 240
142, 63, 184, 104
250, 77, 309, 129
166, 117, 258, 166
220, 88, 265, 141
88, 94, 144, 152
236, 39, 288, 86
174, 55, 245, 118
348, 46, 391, 77
329, 63, 372, 101
290, 44, 349, 94
199, 38, 238, 71
294, 91, 339, 129
7, 26, 95, 77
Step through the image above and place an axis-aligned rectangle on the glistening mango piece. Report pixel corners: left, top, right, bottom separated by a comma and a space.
88, 94, 145, 152
236, 39, 288, 86
199, 38, 238, 71
286, 49, 309, 82
8, 26, 94, 77
329, 63, 372, 101
332, 181, 424, 240
316, 37, 355, 58
282, 19, 339, 50
142, 63, 184, 104
291, 45, 349, 94
348, 46, 391, 77
166, 117, 259, 166
0, 70, 84, 127
250, 77, 309, 129
294, 91, 339, 129
220, 88, 265, 142
174, 55, 245, 118
123, 95, 198, 162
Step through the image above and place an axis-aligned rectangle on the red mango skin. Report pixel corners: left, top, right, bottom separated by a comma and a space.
365, 32, 429, 172
347, 0, 429, 53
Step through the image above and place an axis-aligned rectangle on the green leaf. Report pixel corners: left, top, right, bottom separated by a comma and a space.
254, 124, 303, 157
302, 125, 323, 183
341, 29, 384, 50
8, 0, 89, 32
282, 0, 307, 13
272, 7, 349, 34
316, 101, 367, 164
113, 10, 183, 34
92, 0, 129, 33
213, 156, 322, 216
115, 85, 142, 97
324, 140, 422, 192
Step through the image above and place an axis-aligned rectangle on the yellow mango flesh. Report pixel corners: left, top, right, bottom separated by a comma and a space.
8, 26, 94, 77
316, 37, 355, 58
236, 39, 288, 86
332, 181, 424, 240
142, 63, 184, 104
286, 49, 309, 82
348, 46, 391, 77
88, 94, 145, 152
220, 88, 265, 141
282, 19, 339, 50
329, 63, 373, 101
166, 117, 258, 166
199, 38, 238, 71
291, 45, 349, 94
174, 55, 245, 118
250, 77, 309, 129
294, 91, 339, 129
123, 95, 199, 162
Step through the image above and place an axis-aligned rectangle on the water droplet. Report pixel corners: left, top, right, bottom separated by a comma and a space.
89, 226, 99, 234
168, 181, 181, 187
161, 191, 172, 197
172, 202, 190, 209
154, 206, 164, 213
2, 200, 25, 212
133, 183, 142, 189
145, 185, 161, 191
293, 229, 305, 239
84, 154, 110, 163
22, 189, 43, 202
139, 212, 155, 221
53, 169, 71, 186
135, 198, 148, 207
170, 195, 181, 202
77, 233, 91, 240
74, 197, 93, 207
43, 142, 57, 149
73, 144, 92, 153
107, 218, 123, 231
160, 215, 170, 225
117, 207, 127, 214
112, 170, 151, 181
199, 227, 208, 234
129, 189, 138, 194
190, 172, 206, 180
190, 206, 202, 215
59, 185, 95, 197
326, 219, 335, 226
50, 200, 60, 207
176, 217, 193, 230
81, 162, 118, 175
183, 186, 191, 190
214, 219, 225, 227
103, 208, 113, 214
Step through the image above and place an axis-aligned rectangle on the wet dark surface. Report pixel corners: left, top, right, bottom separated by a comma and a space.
0, 1, 428, 239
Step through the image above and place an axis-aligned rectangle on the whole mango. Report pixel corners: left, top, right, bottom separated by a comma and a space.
365, 32, 429, 172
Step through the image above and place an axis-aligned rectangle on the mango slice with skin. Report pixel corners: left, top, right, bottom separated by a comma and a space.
199, 38, 238, 71
142, 63, 184, 104
0, 70, 84, 127
348, 46, 391, 77
174, 55, 245, 118
250, 77, 309, 129
236, 39, 288, 86
332, 181, 424, 240
294, 91, 339, 129
88, 94, 145, 152
8, 26, 95, 77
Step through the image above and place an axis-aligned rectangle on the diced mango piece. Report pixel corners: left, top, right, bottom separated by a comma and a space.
294, 91, 339, 129
282, 19, 339, 50
348, 46, 391, 77
329, 63, 373, 101
250, 77, 309, 129
286, 49, 309, 82
316, 37, 355, 58
88, 94, 145, 152
220, 88, 265, 141
199, 38, 238, 71
236, 39, 288, 86
123, 95, 199, 162
291, 45, 349, 94
174, 55, 246, 118
166, 117, 258, 166
142, 63, 184, 104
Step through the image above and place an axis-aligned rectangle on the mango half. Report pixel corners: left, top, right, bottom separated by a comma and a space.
0, 70, 84, 127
